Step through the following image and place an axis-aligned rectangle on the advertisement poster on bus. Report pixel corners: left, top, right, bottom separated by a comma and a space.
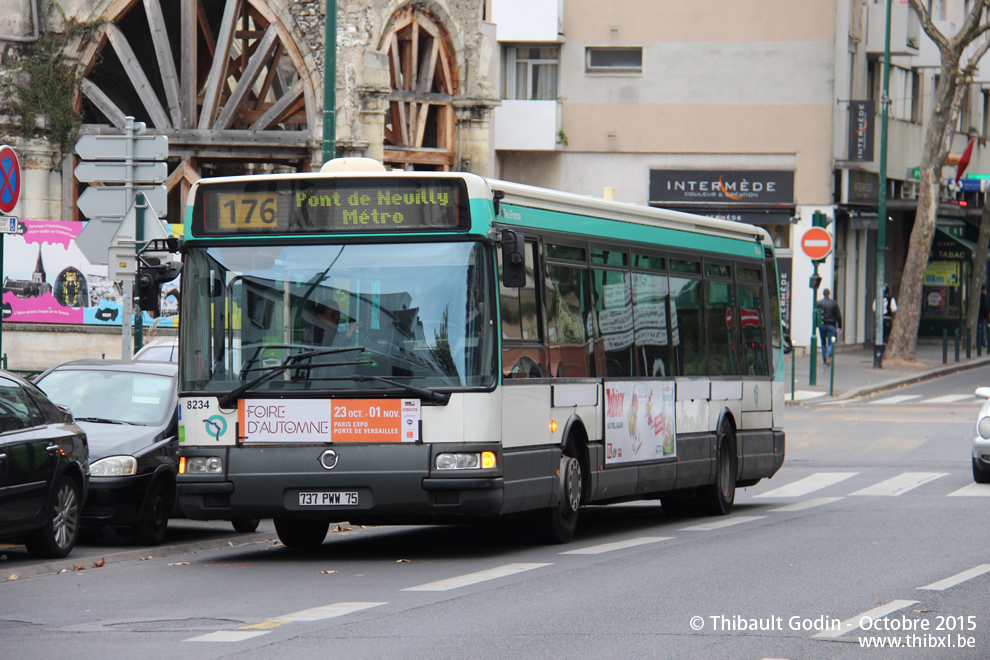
604, 381, 675, 464
1, 218, 181, 327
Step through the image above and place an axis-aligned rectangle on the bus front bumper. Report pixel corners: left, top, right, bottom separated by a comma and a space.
177, 443, 505, 523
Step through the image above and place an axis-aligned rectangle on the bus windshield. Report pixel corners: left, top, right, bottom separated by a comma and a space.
180, 241, 496, 393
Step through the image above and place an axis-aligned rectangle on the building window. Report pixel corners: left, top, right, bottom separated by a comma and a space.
586, 47, 643, 74
911, 69, 923, 123
503, 46, 559, 100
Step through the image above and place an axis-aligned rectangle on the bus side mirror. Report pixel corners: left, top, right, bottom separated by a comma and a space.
501, 229, 526, 288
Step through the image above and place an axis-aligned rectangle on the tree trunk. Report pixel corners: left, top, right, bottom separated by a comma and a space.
884, 50, 964, 362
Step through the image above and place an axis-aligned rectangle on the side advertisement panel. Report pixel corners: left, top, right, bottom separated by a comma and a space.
1, 219, 181, 327
604, 381, 676, 464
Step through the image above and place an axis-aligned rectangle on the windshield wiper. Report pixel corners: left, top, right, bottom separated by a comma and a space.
216, 346, 364, 409
75, 416, 134, 425
348, 374, 450, 405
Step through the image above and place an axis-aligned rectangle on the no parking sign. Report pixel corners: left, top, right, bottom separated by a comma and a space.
0, 145, 20, 215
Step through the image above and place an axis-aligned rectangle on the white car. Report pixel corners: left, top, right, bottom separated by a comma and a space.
973, 387, 990, 483
134, 337, 178, 362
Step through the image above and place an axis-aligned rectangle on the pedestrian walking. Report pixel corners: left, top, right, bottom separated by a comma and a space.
817, 288, 842, 366
882, 285, 897, 343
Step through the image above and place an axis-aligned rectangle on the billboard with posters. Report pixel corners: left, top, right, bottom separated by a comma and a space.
1, 219, 181, 327
604, 381, 676, 464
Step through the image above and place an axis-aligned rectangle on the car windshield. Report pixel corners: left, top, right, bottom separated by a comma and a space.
180, 241, 496, 393
37, 369, 175, 426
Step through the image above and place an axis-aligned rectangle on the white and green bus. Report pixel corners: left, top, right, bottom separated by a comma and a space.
176, 158, 786, 547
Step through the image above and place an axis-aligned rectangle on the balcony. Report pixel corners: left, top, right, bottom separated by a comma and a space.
866, 2, 920, 57
494, 100, 559, 151
491, 0, 563, 43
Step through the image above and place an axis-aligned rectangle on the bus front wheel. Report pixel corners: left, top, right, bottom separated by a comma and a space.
531, 448, 582, 544
274, 518, 329, 548
699, 421, 737, 516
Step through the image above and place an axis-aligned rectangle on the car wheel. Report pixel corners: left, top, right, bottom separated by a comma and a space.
132, 479, 171, 546
25, 477, 81, 559
274, 518, 329, 548
974, 456, 990, 484
231, 518, 261, 533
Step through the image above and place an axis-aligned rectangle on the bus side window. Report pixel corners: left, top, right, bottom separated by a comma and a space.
632, 271, 671, 377
499, 242, 544, 378
546, 264, 595, 378
592, 268, 634, 377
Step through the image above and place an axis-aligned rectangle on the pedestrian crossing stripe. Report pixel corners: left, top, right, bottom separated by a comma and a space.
751, 471, 990, 499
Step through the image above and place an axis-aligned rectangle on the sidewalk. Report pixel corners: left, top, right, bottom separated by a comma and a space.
784, 339, 990, 404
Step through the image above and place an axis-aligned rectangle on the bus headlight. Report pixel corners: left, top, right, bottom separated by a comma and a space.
180, 456, 224, 474
90, 456, 138, 477
435, 451, 497, 470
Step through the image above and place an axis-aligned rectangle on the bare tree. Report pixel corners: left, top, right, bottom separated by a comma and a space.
887, 1, 990, 361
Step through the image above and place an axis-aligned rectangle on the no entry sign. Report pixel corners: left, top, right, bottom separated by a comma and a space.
0, 145, 20, 215
801, 227, 833, 260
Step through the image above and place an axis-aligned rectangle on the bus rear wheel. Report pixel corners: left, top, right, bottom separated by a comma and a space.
699, 421, 737, 516
274, 518, 329, 548
531, 449, 582, 544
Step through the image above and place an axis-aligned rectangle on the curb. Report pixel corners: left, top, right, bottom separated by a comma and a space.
785, 355, 990, 405
2, 530, 278, 582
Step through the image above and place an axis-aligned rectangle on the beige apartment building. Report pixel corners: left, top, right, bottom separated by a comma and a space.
491, 0, 990, 351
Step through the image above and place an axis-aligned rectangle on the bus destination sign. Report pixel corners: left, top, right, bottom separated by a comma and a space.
194, 177, 468, 236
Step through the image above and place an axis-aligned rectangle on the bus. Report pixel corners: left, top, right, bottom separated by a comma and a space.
175, 157, 786, 547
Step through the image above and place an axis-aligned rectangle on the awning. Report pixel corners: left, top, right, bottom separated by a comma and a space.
932, 223, 974, 261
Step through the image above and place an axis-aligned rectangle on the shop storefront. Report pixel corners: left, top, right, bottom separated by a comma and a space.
920, 221, 971, 337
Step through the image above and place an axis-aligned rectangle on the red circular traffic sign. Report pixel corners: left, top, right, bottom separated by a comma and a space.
0, 145, 21, 214
801, 227, 833, 260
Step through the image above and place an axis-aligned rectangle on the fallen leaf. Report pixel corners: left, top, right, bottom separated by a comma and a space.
319, 570, 338, 574
73, 564, 85, 571
7, 574, 18, 580
92, 557, 105, 568
396, 559, 410, 563
139, 556, 153, 561
168, 562, 191, 566
331, 525, 351, 533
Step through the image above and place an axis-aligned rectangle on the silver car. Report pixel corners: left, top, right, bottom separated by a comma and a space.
973, 387, 990, 483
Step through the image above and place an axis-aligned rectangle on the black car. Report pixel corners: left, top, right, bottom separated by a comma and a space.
0, 370, 89, 558
36, 360, 178, 545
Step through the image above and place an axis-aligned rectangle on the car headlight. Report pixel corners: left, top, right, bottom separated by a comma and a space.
90, 455, 138, 477
978, 417, 990, 440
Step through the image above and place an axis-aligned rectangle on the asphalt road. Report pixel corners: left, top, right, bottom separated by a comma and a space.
2, 370, 988, 659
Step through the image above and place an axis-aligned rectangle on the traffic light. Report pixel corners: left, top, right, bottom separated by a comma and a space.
812, 211, 832, 228
136, 260, 181, 317
810, 273, 822, 290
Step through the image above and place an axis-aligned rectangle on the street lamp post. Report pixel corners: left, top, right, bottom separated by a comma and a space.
322, 0, 337, 163
874, 0, 892, 368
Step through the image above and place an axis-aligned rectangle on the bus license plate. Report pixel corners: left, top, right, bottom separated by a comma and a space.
298, 491, 359, 506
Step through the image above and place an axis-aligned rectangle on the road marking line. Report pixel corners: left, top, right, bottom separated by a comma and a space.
918, 565, 990, 591
275, 602, 386, 622
769, 496, 845, 512
678, 516, 766, 531
812, 600, 918, 638
790, 390, 826, 401
239, 620, 292, 630
402, 563, 551, 592
754, 472, 858, 498
185, 630, 271, 643
948, 483, 990, 497
560, 536, 672, 555
867, 394, 923, 405
850, 472, 947, 496
924, 394, 976, 404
